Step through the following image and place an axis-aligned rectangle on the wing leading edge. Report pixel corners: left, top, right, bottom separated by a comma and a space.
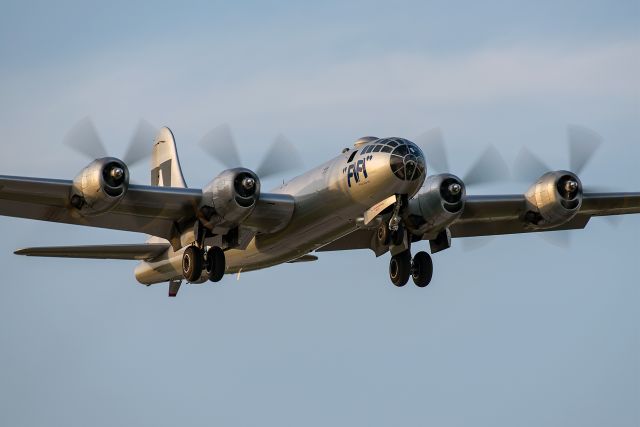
318, 192, 640, 252
0, 175, 202, 240
450, 192, 640, 238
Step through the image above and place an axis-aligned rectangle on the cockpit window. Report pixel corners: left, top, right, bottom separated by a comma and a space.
392, 145, 408, 157
381, 145, 392, 153
390, 155, 406, 180
373, 145, 383, 152
387, 138, 425, 181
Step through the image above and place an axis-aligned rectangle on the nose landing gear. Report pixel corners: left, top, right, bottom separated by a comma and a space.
385, 195, 435, 288
388, 250, 434, 288
182, 245, 227, 283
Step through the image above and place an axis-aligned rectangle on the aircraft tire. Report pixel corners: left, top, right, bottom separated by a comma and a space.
207, 246, 226, 282
182, 246, 203, 282
411, 251, 433, 287
389, 250, 411, 287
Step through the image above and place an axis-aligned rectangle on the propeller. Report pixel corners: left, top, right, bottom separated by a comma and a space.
199, 123, 303, 179
64, 117, 157, 167
513, 124, 602, 182
414, 128, 511, 251
513, 125, 619, 248
414, 128, 511, 186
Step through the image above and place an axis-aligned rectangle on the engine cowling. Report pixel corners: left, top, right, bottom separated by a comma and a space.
70, 157, 129, 216
523, 170, 582, 229
407, 173, 466, 238
200, 168, 261, 228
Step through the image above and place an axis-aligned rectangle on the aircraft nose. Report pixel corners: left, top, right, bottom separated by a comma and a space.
389, 140, 426, 182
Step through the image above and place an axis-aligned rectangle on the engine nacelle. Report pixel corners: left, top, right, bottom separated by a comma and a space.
200, 168, 261, 227
70, 157, 129, 216
523, 170, 582, 229
407, 173, 466, 238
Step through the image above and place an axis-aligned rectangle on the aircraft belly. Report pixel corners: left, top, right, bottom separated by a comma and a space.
225, 189, 363, 273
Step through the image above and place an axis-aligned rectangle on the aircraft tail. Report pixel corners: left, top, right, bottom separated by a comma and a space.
151, 127, 187, 188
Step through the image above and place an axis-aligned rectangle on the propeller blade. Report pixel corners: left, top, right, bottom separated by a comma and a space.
602, 216, 622, 227
462, 145, 510, 186
568, 125, 602, 174
540, 230, 571, 249
513, 147, 552, 182
415, 128, 449, 173
123, 119, 157, 167
199, 123, 242, 169
64, 117, 108, 160
461, 236, 493, 252
256, 134, 303, 179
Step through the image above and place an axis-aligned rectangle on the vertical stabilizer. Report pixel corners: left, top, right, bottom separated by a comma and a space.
151, 127, 187, 188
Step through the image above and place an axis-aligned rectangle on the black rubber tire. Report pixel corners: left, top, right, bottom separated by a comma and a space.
391, 223, 405, 246
206, 246, 226, 282
182, 246, 203, 282
412, 251, 433, 288
389, 250, 411, 287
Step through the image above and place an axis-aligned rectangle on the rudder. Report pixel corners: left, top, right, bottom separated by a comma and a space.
151, 127, 187, 188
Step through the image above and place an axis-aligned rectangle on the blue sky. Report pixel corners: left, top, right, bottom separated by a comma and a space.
0, 1, 638, 426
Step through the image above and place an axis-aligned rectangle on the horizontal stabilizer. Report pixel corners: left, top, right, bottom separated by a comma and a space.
14, 243, 170, 261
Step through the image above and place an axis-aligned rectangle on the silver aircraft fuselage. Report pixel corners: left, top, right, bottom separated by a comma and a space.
135, 139, 426, 284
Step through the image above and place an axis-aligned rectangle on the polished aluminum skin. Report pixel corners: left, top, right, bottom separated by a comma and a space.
135, 138, 427, 283
2, 125, 639, 292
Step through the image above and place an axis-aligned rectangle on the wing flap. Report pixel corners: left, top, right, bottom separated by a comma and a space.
14, 243, 170, 260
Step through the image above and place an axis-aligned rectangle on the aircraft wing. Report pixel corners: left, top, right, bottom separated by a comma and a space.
317, 192, 640, 253
450, 192, 640, 237
0, 175, 202, 241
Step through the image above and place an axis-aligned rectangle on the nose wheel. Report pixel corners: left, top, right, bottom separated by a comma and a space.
411, 251, 433, 287
388, 250, 434, 288
389, 251, 412, 286
182, 245, 226, 283
182, 246, 204, 282
206, 246, 226, 282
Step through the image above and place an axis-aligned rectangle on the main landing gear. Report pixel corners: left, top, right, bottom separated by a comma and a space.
389, 250, 433, 287
182, 245, 226, 283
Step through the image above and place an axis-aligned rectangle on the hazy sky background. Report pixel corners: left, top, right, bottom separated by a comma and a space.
0, 1, 638, 426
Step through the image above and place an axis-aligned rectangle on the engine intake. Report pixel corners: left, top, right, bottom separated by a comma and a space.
70, 158, 130, 216
407, 173, 466, 238
523, 170, 582, 229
